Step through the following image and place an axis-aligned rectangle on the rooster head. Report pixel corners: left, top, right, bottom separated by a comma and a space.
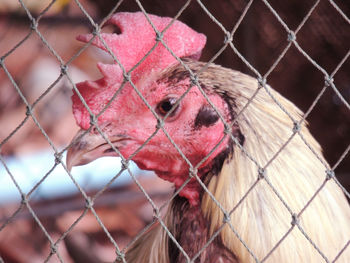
67, 12, 234, 205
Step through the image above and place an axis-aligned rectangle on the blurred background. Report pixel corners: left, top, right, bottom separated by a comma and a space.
0, 0, 349, 262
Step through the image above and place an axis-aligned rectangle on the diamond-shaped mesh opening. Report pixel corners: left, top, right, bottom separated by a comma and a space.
0, 0, 349, 262
295, 1, 350, 69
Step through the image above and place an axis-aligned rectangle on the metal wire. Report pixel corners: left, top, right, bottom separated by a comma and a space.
0, 0, 349, 262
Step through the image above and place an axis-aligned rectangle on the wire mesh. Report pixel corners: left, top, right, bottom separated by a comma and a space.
0, 0, 349, 262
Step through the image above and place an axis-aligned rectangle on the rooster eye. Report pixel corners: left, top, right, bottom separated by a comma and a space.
156, 97, 179, 117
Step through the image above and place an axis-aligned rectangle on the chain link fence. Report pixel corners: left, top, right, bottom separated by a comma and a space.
0, 0, 349, 262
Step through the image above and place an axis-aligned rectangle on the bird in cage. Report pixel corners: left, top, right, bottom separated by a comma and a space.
66, 12, 350, 263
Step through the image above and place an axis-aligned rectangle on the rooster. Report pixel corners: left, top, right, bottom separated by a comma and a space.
66, 12, 350, 263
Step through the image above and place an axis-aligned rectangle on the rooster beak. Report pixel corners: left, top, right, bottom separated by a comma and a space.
66, 129, 122, 171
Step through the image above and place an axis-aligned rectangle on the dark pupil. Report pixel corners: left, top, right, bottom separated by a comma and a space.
157, 98, 179, 117
160, 100, 173, 113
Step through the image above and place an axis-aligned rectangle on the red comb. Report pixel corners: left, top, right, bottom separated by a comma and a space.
73, 12, 206, 129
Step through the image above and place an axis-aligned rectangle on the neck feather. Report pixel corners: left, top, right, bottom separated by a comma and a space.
201, 83, 350, 262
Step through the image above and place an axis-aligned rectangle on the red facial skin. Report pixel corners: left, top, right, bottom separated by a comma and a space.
77, 76, 230, 206
71, 13, 223, 206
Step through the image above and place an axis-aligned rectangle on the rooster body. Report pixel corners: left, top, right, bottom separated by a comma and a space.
119, 61, 350, 263
67, 12, 350, 263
